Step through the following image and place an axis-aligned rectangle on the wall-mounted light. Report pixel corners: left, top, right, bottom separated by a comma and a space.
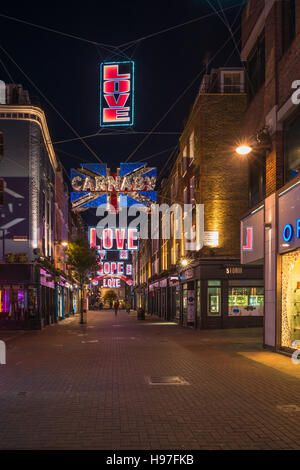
236, 127, 272, 157
236, 145, 252, 155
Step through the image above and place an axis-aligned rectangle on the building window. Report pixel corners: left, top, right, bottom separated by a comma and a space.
281, 250, 300, 349
182, 146, 188, 175
246, 32, 265, 102
190, 177, 195, 205
189, 131, 194, 164
174, 173, 178, 195
282, 0, 296, 53
207, 280, 221, 316
183, 186, 188, 205
284, 113, 300, 182
228, 287, 264, 316
221, 71, 244, 93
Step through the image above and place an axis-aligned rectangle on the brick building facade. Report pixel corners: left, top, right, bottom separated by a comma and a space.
239, 0, 300, 354
135, 67, 264, 328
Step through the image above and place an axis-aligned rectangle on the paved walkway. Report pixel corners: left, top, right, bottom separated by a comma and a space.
0, 310, 300, 450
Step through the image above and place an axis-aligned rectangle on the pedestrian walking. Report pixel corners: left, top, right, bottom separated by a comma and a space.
114, 300, 119, 315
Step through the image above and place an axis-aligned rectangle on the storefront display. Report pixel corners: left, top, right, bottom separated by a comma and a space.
228, 286, 264, 316
281, 249, 300, 349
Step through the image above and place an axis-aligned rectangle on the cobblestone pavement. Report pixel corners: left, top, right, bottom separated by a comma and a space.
0, 310, 300, 450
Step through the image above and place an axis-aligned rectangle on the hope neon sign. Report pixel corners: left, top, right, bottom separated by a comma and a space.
100, 61, 134, 127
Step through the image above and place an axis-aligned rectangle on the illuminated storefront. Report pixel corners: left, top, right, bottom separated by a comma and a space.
241, 174, 300, 354
179, 262, 263, 329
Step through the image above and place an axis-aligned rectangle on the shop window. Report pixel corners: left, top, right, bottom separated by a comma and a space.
207, 280, 221, 316
0, 288, 9, 314
196, 280, 201, 319
281, 250, 300, 349
246, 32, 265, 102
282, 0, 296, 53
284, 113, 300, 182
228, 286, 264, 316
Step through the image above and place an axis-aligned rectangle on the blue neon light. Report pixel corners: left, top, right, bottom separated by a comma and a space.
283, 224, 293, 242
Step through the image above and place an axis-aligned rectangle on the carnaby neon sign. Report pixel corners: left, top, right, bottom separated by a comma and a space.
100, 61, 134, 127
71, 163, 157, 211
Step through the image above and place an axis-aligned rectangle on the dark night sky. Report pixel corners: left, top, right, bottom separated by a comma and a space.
0, 0, 245, 179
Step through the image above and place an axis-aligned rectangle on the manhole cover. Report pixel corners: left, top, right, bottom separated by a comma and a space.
17, 391, 27, 397
146, 376, 189, 385
277, 404, 300, 413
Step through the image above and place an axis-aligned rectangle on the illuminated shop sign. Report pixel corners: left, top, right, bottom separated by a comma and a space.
242, 227, 253, 251
71, 163, 156, 211
100, 61, 134, 127
282, 221, 300, 242
89, 227, 139, 251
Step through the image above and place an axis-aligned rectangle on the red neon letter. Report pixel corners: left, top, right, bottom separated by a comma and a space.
116, 228, 125, 250
103, 64, 130, 80
243, 227, 253, 251
111, 262, 117, 274
104, 94, 129, 108
103, 108, 130, 123
103, 80, 130, 94
128, 228, 138, 250
103, 228, 113, 249
117, 262, 124, 275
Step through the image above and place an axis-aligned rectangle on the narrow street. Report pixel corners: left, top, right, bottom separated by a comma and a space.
0, 311, 299, 450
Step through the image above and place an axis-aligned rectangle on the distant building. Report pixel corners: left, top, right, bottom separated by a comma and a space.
239, 0, 300, 354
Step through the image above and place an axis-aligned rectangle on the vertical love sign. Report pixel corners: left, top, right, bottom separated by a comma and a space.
100, 61, 134, 127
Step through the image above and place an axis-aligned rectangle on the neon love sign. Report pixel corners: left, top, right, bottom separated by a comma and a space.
100, 61, 134, 127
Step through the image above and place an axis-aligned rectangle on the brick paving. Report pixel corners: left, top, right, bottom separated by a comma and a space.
0, 310, 300, 450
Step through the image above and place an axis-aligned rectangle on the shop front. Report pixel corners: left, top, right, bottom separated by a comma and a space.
241, 175, 300, 354
0, 263, 54, 329
180, 261, 264, 330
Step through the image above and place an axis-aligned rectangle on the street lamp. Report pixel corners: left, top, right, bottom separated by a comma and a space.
236, 144, 252, 155
61, 241, 68, 247
181, 258, 189, 267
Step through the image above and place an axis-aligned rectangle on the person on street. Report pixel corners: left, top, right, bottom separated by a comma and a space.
114, 300, 119, 315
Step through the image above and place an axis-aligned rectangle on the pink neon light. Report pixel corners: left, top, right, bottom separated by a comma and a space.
243, 227, 253, 251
